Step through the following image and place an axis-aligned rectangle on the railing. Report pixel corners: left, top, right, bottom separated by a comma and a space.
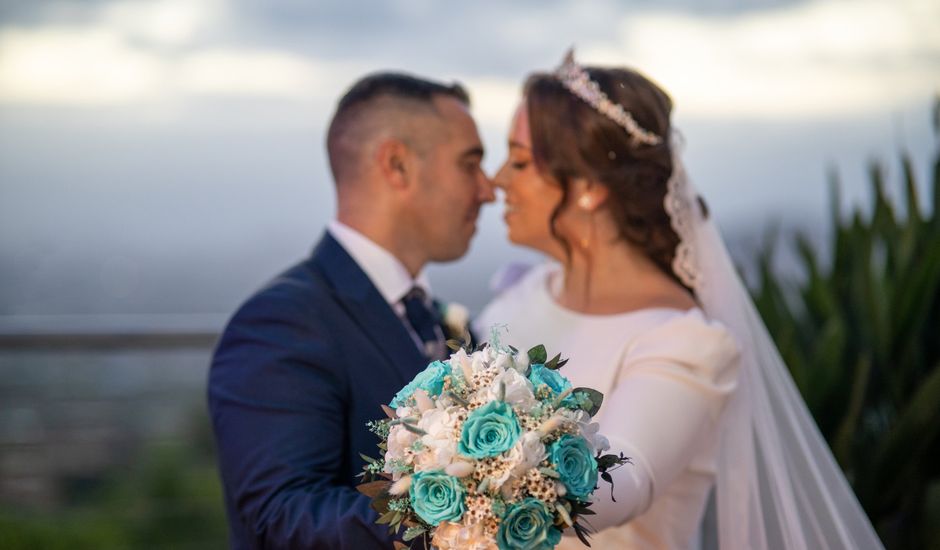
0, 314, 225, 509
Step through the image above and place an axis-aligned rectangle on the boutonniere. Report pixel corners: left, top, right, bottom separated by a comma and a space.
438, 301, 470, 344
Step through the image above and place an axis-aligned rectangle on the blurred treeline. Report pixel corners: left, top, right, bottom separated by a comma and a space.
0, 410, 227, 549
1, 103, 938, 549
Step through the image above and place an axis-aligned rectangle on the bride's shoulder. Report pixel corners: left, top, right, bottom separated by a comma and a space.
625, 309, 741, 381
475, 262, 556, 328
488, 261, 555, 294
483, 261, 557, 305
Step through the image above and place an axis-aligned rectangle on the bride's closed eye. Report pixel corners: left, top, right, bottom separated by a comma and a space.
511, 160, 530, 170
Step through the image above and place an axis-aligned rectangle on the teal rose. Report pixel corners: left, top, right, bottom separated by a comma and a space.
390, 360, 450, 408
458, 401, 521, 459
497, 498, 562, 550
528, 364, 572, 398
549, 434, 598, 501
409, 470, 466, 526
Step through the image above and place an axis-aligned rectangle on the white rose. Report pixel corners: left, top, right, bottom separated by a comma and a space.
471, 352, 488, 374
512, 350, 530, 373
491, 351, 513, 372
559, 409, 609, 453
450, 348, 475, 383
432, 521, 498, 550
395, 405, 416, 419
483, 368, 536, 411
508, 431, 548, 476
384, 424, 418, 478
413, 406, 460, 472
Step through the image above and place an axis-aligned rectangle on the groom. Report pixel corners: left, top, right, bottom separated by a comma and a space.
208, 72, 493, 549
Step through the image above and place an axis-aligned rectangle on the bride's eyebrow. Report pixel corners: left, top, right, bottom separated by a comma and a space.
508, 141, 529, 150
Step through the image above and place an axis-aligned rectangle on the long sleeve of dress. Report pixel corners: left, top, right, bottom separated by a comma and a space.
587, 311, 740, 532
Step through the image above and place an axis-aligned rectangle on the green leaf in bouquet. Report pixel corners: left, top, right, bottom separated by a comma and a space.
538, 467, 560, 479
402, 526, 427, 542
572, 520, 594, 547
446, 338, 463, 351
371, 493, 392, 515
400, 423, 428, 436
552, 387, 575, 409
357, 480, 391, 499
377, 510, 397, 525
596, 452, 631, 471
445, 390, 470, 408
360, 453, 379, 465
528, 344, 548, 364
545, 353, 569, 370
378, 510, 405, 534
572, 388, 604, 417
555, 501, 573, 527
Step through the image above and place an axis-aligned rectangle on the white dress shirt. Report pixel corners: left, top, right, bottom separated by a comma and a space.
327, 220, 436, 353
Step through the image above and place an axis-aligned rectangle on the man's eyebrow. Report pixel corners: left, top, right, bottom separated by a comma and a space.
459, 146, 485, 159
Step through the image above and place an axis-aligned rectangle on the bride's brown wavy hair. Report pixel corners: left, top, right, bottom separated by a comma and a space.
524, 67, 702, 291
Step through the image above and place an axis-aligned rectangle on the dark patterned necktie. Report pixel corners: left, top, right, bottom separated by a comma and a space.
401, 286, 443, 360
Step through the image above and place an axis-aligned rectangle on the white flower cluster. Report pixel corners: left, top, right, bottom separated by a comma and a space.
367, 344, 618, 549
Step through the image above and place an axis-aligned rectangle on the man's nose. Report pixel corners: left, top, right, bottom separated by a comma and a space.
478, 172, 496, 203
491, 163, 511, 191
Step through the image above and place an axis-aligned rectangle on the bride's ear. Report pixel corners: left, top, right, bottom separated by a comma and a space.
572, 179, 609, 212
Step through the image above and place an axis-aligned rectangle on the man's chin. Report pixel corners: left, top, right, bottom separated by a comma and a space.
430, 241, 473, 263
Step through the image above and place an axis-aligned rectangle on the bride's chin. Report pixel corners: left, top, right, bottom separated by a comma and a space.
505, 227, 525, 246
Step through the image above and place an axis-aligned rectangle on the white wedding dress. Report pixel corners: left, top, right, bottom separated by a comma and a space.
476, 262, 740, 550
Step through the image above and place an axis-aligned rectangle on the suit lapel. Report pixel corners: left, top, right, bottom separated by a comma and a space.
307, 232, 427, 384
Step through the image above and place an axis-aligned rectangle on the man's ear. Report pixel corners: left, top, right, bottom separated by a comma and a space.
376, 139, 411, 190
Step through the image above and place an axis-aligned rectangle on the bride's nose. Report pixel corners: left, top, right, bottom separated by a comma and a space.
493, 162, 510, 190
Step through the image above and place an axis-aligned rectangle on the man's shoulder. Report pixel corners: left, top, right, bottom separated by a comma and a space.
229, 257, 333, 327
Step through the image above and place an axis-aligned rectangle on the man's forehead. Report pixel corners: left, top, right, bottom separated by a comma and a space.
432, 95, 476, 127
431, 95, 482, 149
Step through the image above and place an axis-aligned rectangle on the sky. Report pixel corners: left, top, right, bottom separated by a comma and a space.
0, 0, 938, 325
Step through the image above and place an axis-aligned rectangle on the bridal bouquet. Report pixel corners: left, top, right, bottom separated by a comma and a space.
358, 341, 630, 549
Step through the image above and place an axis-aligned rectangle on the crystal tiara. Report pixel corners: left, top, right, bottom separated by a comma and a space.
553, 49, 662, 146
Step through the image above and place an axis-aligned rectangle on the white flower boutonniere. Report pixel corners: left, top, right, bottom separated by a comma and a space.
440, 302, 470, 341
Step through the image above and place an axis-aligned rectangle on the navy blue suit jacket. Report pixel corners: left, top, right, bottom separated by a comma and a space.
208, 233, 436, 549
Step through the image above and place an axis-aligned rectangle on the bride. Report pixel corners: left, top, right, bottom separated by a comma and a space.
476, 52, 883, 549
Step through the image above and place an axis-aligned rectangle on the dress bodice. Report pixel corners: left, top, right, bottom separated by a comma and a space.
476, 262, 740, 550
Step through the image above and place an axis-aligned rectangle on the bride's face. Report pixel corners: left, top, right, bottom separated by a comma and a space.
494, 103, 565, 256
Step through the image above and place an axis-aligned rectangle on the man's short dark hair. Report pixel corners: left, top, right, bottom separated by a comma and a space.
326, 72, 470, 185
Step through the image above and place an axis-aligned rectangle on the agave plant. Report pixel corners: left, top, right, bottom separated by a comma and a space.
750, 99, 940, 549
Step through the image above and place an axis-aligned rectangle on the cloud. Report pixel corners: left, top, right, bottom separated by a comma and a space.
101, 0, 218, 47
461, 77, 521, 130
175, 49, 327, 99
582, 0, 939, 117
0, 26, 166, 104
0, 0, 342, 105
0, 0, 935, 120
